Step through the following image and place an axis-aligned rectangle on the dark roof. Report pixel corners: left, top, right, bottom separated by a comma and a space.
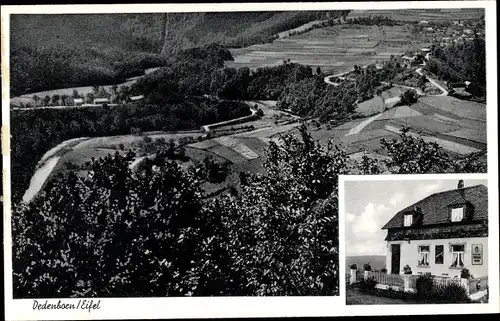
382, 184, 488, 229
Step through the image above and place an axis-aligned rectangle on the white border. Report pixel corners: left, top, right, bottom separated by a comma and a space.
2, 1, 498, 320
339, 174, 498, 316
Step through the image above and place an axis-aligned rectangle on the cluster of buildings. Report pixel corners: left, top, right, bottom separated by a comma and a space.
418, 19, 483, 48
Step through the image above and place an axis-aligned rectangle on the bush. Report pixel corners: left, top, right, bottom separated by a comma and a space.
461, 268, 471, 279
350, 263, 357, 270
359, 276, 377, 293
402, 264, 412, 274
432, 283, 471, 304
415, 274, 434, 299
375, 287, 417, 301
380, 268, 387, 273
363, 263, 372, 271
399, 89, 418, 106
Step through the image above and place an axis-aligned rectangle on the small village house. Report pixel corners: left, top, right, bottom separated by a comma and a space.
382, 181, 488, 279
73, 98, 84, 106
93, 97, 110, 105
130, 95, 144, 102
419, 20, 429, 25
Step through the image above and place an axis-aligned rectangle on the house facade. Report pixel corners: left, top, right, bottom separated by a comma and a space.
382, 181, 488, 279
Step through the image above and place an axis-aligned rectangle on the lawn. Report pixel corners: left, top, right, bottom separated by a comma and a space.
346, 287, 419, 305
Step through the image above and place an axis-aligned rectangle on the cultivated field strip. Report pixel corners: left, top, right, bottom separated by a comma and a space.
214, 137, 260, 160
384, 124, 481, 154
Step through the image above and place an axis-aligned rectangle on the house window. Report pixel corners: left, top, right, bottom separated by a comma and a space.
418, 245, 430, 266
451, 244, 465, 267
404, 214, 413, 227
435, 245, 444, 264
451, 207, 464, 222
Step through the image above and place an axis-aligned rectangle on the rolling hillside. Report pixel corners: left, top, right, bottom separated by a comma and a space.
10, 11, 349, 96
346, 255, 386, 271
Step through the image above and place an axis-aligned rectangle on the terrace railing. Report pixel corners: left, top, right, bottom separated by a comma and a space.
347, 268, 488, 300
356, 270, 364, 282
369, 271, 405, 288
432, 275, 461, 288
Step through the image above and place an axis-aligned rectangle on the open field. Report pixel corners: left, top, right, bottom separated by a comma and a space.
347, 8, 484, 22
227, 24, 431, 73
283, 95, 486, 158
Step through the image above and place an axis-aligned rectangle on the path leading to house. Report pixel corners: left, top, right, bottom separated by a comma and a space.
346, 287, 419, 305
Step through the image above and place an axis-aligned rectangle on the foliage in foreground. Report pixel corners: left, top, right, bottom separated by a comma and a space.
358, 277, 378, 293
12, 123, 487, 297
12, 124, 343, 297
380, 127, 487, 174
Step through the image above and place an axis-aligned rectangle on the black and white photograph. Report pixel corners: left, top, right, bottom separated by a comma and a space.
344, 177, 489, 305
2, 1, 498, 320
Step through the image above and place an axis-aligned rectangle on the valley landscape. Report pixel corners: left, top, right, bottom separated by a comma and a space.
9, 8, 487, 298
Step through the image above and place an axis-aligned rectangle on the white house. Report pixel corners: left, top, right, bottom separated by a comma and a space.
382, 181, 488, 279
93, 97, 110, 105
130, 95, 144, 102
419, 20, 429, 25
73, 98, 84, 106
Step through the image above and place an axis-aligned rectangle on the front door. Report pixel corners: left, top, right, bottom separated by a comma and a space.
391, 244, 401, 274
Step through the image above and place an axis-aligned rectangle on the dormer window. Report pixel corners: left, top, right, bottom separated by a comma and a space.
404, 214, 413, 226
451, 207, 464, 222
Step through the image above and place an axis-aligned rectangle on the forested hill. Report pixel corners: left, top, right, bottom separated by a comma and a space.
160, 10, 350, 54
10, 14, 166, 96
10, 11, 349, 96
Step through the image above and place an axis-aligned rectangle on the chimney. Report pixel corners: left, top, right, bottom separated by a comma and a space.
458, 180, 465, 189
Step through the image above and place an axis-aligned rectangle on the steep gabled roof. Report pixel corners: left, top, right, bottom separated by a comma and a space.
382, 184, 488, 229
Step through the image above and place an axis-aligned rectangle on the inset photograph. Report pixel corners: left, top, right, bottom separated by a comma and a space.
344, 177, 489, 304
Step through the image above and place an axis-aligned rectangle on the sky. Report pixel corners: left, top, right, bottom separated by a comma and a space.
344, 178, 488, 257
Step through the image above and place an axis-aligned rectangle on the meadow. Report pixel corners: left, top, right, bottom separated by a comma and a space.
227, 23, 431, 73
